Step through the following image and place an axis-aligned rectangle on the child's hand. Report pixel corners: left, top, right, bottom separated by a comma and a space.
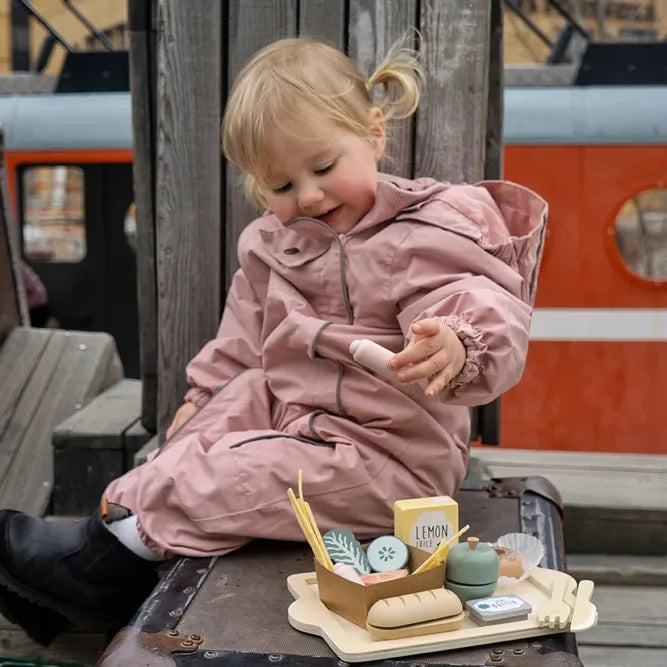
390, 318, 466, 398
166, 401, 199, 439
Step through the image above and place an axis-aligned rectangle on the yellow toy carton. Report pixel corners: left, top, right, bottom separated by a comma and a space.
394, 496, 459, 555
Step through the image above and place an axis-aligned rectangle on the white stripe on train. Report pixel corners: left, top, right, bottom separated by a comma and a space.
530, 308, 667, 341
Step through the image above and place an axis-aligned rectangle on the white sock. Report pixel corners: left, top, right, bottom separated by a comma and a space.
103, 514, 163, 561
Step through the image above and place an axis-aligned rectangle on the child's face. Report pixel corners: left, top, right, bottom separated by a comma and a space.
260, 114, 385, 233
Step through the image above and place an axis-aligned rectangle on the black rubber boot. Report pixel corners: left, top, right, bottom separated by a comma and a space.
0, 504, 159, 645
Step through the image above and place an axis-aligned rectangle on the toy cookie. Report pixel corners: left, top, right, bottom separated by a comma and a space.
494, 546, 523, 579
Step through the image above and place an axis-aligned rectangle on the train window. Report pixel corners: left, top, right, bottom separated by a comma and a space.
124, 202, 137, 253
614, 187, 667, 281
22, 166, 86, 263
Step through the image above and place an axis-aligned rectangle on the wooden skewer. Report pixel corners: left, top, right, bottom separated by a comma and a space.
293, 469, 333, 570
287, 487, 331, 568
304, 500, 333, 569
287, 488, 325, 565
413, 524, 470, 574
428, 523, 470, 567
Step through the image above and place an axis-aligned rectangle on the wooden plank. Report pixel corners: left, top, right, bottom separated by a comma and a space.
0, 330, 67, 495
298, 0, 345, 47
472, 0, 502, 449
156, 0, 223, 438
123, 417, 152, 456
568, 554, 667, 587
51, 380, 146, 514
415, 0, 491, 183
225, 0, 298, 289
0, 133, 28, 341
579, 646, 667, 667
484, 0, 503, 181
128, 0, 158, 434
0, 612, 106, 666
472, 448, 667, 554
348, 0, 418, 178
472, 449, 667, 511
0, 327, 52, 439
579, 585, 667, 648
53, 449, 125, 516
53, 379, 142, 451
0, 331, 118, 515
103, 348, 125, 390
564, 508, 666, 556
133, 433, 159, 467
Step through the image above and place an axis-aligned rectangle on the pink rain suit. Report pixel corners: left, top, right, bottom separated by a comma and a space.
105, 174, 548, 557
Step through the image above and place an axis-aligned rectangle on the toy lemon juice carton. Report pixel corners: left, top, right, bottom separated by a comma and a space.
394, 496, 459, 555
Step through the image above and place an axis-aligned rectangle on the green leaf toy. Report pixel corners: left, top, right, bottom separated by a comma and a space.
322, 529, 371, 575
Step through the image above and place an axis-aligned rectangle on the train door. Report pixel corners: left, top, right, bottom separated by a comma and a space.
18, 160, 139, 378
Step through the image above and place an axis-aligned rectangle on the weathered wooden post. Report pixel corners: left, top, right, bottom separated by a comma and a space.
0, 130, 28, 342
415, 1, 491, 183
479, 0, 504, 444
140, 0, 498, 441
132, 0, 225, 438
127, 0, 158, 433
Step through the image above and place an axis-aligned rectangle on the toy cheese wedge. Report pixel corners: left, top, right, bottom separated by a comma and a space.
365, 587, 465, 640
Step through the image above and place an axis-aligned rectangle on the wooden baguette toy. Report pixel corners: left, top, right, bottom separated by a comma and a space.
366, 587, 464, 640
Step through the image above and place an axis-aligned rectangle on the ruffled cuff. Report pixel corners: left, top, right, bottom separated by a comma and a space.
439, 316, 487, 389
183, 386, 211, 408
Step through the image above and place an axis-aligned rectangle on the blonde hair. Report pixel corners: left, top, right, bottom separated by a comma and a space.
222, 36, 424, 205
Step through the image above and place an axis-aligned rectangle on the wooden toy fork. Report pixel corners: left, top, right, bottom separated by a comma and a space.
537, 575, 574, 629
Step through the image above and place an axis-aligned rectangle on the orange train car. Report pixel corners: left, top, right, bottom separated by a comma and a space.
0, 85, 665, 453
502, 86, 666, 454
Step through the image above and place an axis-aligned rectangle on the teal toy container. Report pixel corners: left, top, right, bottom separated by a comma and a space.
445, 536, 500, 603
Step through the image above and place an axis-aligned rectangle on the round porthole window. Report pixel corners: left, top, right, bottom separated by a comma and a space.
614, 186, 667, 281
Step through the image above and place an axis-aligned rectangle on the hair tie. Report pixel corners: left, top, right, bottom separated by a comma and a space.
365, 78, 373, 92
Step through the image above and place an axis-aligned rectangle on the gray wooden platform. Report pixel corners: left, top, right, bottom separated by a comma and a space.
577, 580, 667, 667
472, 448, 667, 554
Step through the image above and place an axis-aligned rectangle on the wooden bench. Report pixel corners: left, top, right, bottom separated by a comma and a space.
52, 378, 151, 516
0, 125, 128, 517
0, 327, 123, 515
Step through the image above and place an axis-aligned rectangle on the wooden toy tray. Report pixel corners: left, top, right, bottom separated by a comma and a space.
287, 567, 597, 663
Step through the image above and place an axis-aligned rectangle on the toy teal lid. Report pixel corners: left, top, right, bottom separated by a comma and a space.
445, 536, 500, 585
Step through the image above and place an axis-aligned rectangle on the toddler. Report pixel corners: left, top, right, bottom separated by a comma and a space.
0, 37, 546, 644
